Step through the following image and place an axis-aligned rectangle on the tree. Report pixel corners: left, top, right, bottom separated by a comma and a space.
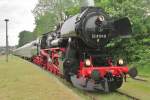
33, 0, 80, 21
95, 0, 150, 63
33, 12, 57, 37
18, 31, 34, 47
32, 0, 81, 37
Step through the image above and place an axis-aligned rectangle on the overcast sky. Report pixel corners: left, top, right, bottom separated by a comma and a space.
0, 0, 38, 46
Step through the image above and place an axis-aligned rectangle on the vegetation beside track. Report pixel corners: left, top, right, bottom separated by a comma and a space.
0, 55, 83, 100
118, 77, 150, 100
131, 59, 150, 76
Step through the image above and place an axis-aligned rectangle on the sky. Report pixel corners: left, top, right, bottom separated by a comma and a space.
0, 0, 38, 46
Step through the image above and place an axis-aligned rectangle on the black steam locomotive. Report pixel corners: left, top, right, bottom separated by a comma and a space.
14, 6, 137, 92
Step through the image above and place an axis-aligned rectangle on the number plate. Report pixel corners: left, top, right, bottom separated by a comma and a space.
92, 34, 107, 39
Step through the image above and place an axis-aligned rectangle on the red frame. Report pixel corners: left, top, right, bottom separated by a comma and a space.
79, 58, 128, 78
32, 47, 129, 80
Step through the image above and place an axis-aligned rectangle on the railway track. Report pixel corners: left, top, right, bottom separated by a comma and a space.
116, 90, 140, 100
138, 75, 150, 78
132, 77, 148, 82
128, 75, 148, 82
84, 76, 148, 100
67, 76, 149, 100
59, 77, 140, 100
82, 90, 140, 100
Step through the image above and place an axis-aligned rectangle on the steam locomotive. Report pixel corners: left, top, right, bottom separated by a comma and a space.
13, 6, 137, 92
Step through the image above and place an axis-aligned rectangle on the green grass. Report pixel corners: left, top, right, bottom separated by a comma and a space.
130, 59, 150, 76
118, 77, 150, 100
133, 46, 150, 76
0, 55, 83, 100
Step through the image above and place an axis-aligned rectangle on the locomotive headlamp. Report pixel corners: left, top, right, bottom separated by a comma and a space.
118, 59, 124, 65
98, 15, 105, 21
85, 59, 91, 67
95, 15, 105, 27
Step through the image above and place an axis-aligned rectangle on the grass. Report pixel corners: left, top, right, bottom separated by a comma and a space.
133, 46, 150, 76
118, 77, 150, 100
0, 55, 83, 100
130, 59, 150, 76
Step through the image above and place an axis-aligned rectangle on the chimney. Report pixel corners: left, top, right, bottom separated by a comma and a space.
81, 0, 95, 7
80, 0, 95, 12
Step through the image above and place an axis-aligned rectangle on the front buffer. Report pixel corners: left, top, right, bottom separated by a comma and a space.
71, 64, 129, 92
